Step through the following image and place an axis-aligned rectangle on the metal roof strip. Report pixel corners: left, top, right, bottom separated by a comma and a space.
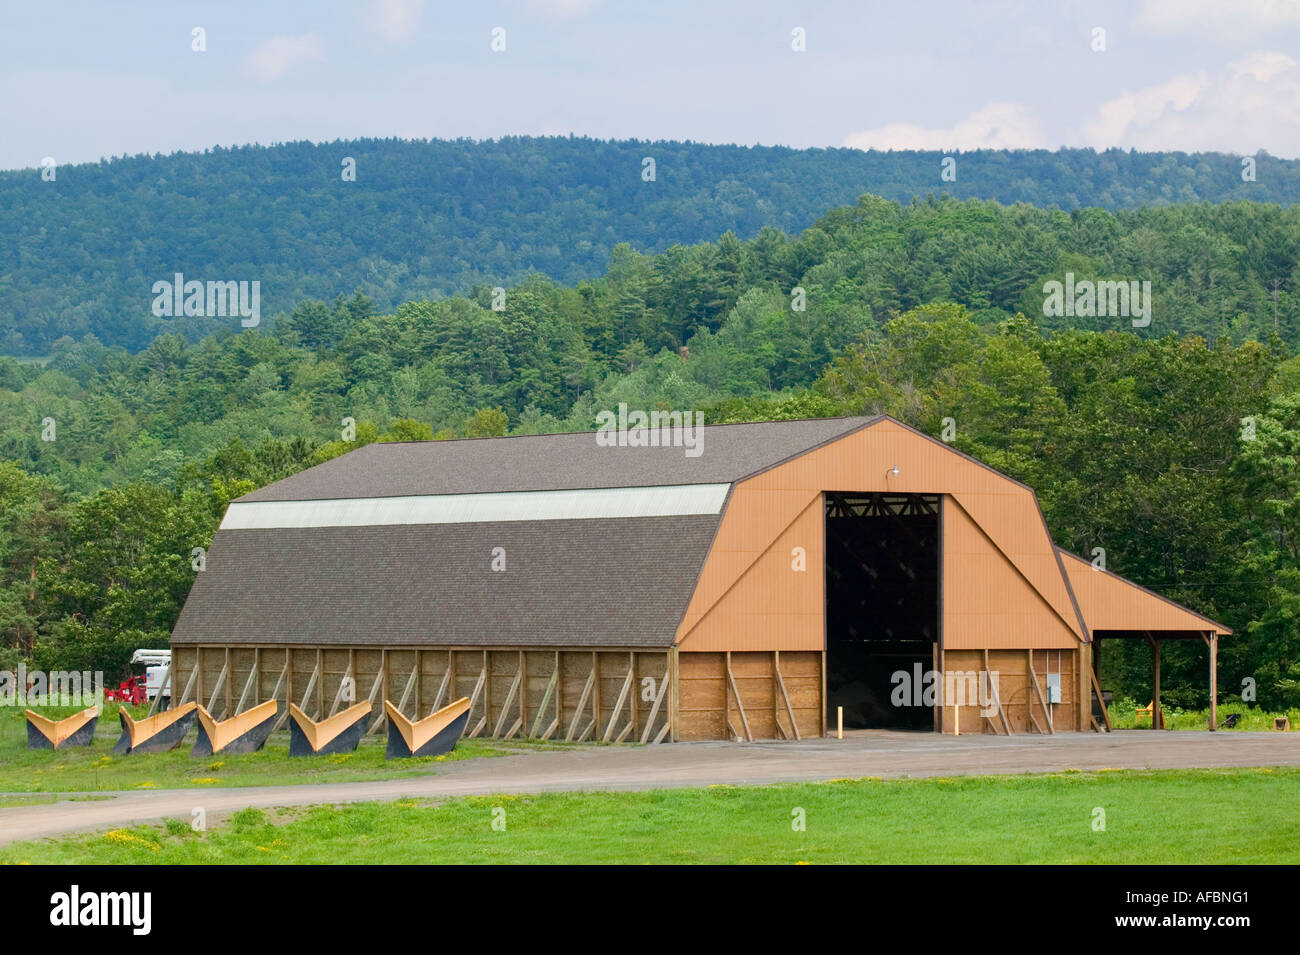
220, 483, 733, 529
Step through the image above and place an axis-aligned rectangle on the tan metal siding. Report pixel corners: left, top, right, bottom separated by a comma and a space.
943, 497, 1081, 649
1059, 549, 1230, 634
677, 418, 1085, 652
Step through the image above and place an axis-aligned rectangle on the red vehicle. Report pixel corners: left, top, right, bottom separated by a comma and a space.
105, 676, 147, 705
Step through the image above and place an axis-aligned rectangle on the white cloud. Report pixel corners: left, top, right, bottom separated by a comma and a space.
524, 0, 600, 20
843, 102, 1046, 151
365, 0, 425, 45
243, 34, 326, 83
1134, 0, 1300, 37
1077, 52, 1300, 156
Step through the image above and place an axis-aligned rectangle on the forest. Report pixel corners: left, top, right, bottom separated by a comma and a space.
3, 137, 1300, 354
1, 189, 1299, 713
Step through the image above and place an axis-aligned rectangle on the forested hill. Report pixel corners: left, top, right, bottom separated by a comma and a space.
4, 137, 1300, 354
3, 188, 1300, 705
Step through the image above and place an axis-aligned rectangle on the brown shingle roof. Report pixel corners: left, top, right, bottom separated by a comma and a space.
172, 516, 719, 648
239, 416, 876, 501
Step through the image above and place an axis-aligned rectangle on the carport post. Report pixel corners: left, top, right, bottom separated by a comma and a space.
1208, 631, 1218, 732
1147, 633, 1163, 730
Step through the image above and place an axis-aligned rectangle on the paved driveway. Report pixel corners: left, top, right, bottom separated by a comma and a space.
2, 730, 1296, 846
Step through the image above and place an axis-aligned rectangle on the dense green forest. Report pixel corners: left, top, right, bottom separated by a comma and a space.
1, 191, 1299, 713
3, 138, 1300, 354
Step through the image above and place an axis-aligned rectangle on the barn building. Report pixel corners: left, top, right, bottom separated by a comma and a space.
169, 415, 1229, 741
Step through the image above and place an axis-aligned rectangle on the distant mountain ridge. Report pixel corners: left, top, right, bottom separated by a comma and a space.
2, 136, 1298, 354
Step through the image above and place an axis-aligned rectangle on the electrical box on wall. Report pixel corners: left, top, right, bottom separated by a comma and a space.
1045, 673, 1062, 704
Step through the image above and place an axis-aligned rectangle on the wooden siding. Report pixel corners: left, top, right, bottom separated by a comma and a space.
172, 645, 673, 744
676, 650, 821, 741
939, 648, 1084, 733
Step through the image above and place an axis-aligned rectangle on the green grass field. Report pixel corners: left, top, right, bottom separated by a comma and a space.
4, 767, 1297, 864
0, 703, 574, 792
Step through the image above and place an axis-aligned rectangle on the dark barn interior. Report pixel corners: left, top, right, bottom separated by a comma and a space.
825, 493, 940, 730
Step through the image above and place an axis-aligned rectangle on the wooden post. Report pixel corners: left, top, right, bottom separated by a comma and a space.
553, 651, 562, 735
223, 647, 232, 719
414, 649, 422, 716
837, 706, 843, 739
483, 650, 491, 731
1209, 632, 1218, 732
932, 644, 940, 732
724, 651, 730, 738
773, 651, 783, 739
939, 646, 947, 733
518, 650, 526, 733
315, 648, 324, 719
820, 650, 827, 738
1080, 643, 1091, 731
1026, 649, 1054, 734
1149, 634, 1163, 730
671, 648, 679, 743
591, 651, 601, 733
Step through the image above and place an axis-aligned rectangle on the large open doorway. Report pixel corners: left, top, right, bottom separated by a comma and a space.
825, 493, 940, 730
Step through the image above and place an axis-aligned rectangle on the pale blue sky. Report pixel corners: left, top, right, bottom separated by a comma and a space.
3, 0, 1299, 170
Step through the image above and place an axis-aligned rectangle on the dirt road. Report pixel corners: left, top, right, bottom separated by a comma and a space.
2, 730, 1295, 846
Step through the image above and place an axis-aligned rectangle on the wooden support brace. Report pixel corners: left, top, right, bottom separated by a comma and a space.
1090, 666, 1112, 732
206, 659, 229, 717
602, 663, 635, 743
466, 666, 488, 739
774, 650, 800, 741
982, 650, 1012, 735
298, 661, 320, 717
235, 657, 260, 716
269, 659, 292, 731
279, 657, 320, 734
328, 661, 354, 717
364, 660, 388, 735
431, 661, 451, 714
566, 666, 596, 742
395, 662, 418, 717
176, 661, 198, 708
492, 667, 522, 739
1026, 650, 1054, 735
148, 664, 173, 716
530, 667, 559, 739
725, 652, 753, 742
639, 665, 671, 744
